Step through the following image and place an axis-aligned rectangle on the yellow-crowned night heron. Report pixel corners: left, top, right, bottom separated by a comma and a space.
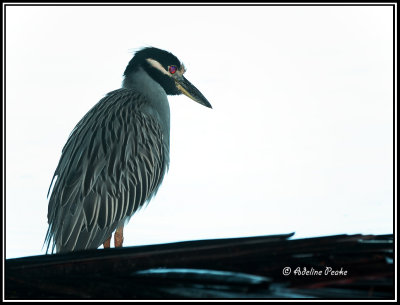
45, 47, 212, 253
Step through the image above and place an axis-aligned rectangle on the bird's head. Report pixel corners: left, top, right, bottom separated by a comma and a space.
124, 47, 212, 108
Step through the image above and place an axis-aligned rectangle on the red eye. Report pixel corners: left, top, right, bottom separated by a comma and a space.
168, 65, 177, 74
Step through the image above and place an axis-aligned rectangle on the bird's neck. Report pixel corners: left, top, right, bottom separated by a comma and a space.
123, 67, 161, 94
122, 67, 171, 149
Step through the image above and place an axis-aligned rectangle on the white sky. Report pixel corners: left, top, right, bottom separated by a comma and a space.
5, 5, 395, 259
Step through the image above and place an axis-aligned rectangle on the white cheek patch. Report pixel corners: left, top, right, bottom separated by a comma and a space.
146, 58, 185, 77
146, 58, 169, 76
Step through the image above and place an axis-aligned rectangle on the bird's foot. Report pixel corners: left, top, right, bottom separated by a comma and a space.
114, 226, 124, 248
103, 236, 111, 249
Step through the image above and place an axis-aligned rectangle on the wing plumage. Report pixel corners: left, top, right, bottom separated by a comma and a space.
45, 89, 169, 253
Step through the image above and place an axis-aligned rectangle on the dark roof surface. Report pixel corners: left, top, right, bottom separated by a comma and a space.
5, 233, 394, 300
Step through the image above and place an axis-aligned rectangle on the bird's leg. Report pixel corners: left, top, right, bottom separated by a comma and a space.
114, 226, 124, 248
103, 236, 111, 249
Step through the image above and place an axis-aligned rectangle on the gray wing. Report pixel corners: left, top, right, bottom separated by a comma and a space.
45, 89, 169, 253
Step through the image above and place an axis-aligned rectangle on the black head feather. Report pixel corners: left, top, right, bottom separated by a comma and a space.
124, 47, 182, 95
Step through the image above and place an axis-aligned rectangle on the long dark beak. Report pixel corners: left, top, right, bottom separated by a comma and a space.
175, 76, 212, 109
